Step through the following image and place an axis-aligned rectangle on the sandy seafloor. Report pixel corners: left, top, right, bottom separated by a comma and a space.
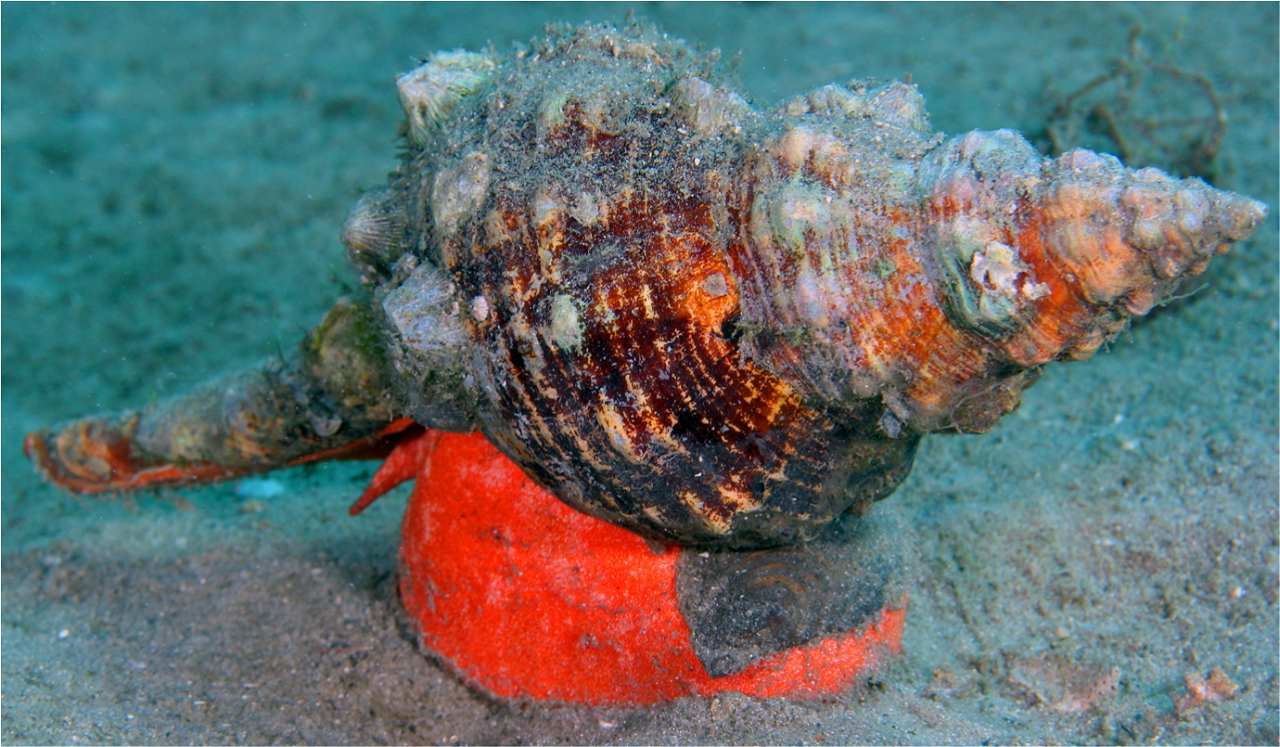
2, 2, 1277, 744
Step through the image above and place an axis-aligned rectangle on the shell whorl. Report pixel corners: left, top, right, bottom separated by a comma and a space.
735, 121, 1265, 436
354, 22, 1264, 548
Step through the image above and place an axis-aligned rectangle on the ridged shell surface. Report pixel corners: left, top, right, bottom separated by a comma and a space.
348, 22, 1265, 548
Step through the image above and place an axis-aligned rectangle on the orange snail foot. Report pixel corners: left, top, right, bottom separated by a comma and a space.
359, 427, 905, 706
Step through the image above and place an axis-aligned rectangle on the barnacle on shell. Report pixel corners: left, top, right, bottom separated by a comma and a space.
341, 188, 411, 281
396, 50, 495, 149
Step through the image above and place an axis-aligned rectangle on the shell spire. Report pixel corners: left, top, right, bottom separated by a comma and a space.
733, 95, 1267, 438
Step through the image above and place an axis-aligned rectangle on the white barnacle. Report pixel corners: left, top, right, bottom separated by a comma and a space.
701, 272, 730, 298
967, 240, 1050, 322
340, 188, 404, 269
431, 151, 491, 237
548, 293, 583, 353
535, 88, 572, 142
397, 50, 495, 149
670, 76, 750, 137
969, 242, 1022, 299
471, 295, 489, 322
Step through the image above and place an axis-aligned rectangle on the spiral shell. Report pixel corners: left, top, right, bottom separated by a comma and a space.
332, 21, 1268, 549
26, 21, 1265, 552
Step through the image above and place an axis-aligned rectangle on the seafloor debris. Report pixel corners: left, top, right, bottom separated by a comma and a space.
1043, 26, 1229, 180
1174, 666, 1241, 718
26, 21, 1267, 551
1008, 654, 1122, 714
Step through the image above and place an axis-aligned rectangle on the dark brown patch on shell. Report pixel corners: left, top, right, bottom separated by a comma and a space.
427, 49, 918, 546
466, 183, 912, 546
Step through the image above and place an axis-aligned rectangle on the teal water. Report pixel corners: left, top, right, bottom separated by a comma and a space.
3, 3, 1276, 743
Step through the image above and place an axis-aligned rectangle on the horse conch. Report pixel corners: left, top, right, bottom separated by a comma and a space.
25, 22, 1267, 550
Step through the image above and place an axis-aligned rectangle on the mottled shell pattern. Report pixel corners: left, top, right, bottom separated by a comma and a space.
342, 22, 1265, 549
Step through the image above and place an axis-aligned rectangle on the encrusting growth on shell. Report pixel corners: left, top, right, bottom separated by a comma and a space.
396, 50, 495, 148
25, 21, 1267, 550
